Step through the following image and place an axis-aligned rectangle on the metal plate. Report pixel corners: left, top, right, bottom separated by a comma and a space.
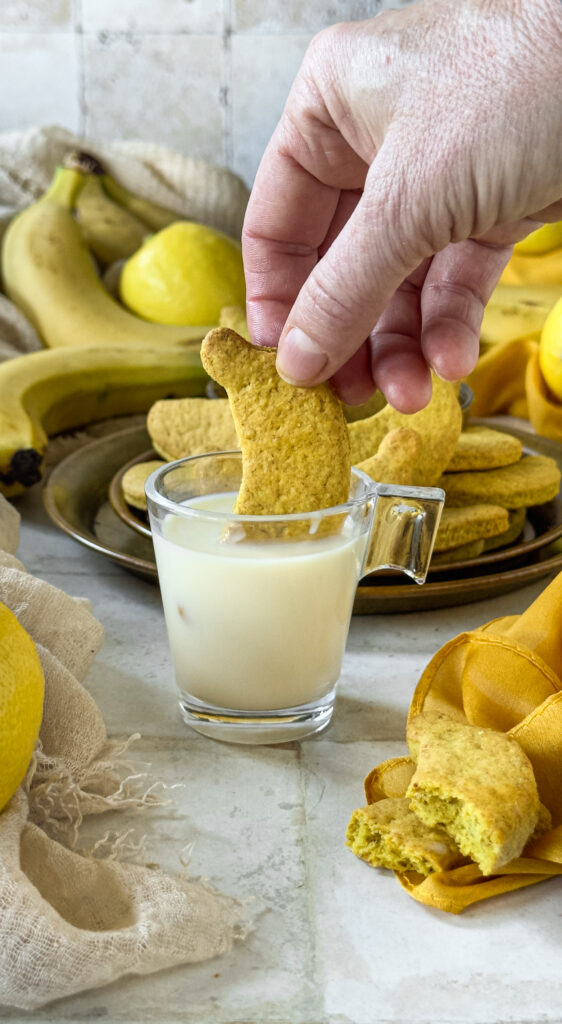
43, 420, 562, 613
106, 421, 562, 572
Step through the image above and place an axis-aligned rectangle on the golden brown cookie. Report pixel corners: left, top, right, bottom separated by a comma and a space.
122, 459, 165, 510
482, 507, 527, 551
348, 374, 462, 485
446, 426, 523, 472
346, 797, 463, 876
357, 428, 421, 486
440, 455, 561, 509
433, 504, 509, 552
147, 397, 238, 461
200, 327, 351, 517
406, 711, 540, 875
431, 539, 486, 564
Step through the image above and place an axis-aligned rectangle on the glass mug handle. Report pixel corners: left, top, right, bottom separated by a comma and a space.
363, 484, 445, 584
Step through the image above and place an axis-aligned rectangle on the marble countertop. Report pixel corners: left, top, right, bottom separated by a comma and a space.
3, 483, 562, 1024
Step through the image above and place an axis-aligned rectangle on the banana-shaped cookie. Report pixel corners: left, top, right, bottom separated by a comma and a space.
200, 328, 350, 517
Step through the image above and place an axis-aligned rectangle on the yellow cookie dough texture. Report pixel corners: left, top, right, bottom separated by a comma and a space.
447, 426, 522, 472
147, 397, 238, 461
200, 327, 350, 517
357, 428, 421, 486
483, 507, 526, 550
431, 539, 486, 565
348, 374, 462, 485
346, 796, 463, 876
441, 455, 561, 509
121, 459, 165, 511
406, 711, 542, 876
433, 505, 509, 552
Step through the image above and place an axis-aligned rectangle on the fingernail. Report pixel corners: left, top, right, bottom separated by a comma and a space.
277, 328, 328, 384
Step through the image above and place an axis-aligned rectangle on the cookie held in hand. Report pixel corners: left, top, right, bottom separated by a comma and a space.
200, 328, 351, 518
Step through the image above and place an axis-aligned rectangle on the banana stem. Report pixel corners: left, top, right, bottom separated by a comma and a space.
43, 166, 88, 209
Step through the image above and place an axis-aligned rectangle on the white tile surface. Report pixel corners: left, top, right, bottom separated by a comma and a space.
0, 0, 72, 30
304, 739, 562, 1024
83, 32, 225, 164
4, 486, 562, 1021
231, 33, 312, 185
81, 0, 224, 35
0, 32, 79, 133
233, 0, 377, 34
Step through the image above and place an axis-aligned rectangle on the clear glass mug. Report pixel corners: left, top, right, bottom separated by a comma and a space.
146, 451, 444, 745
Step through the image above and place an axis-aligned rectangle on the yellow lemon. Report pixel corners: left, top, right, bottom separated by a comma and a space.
0, 601, 44, 812
120, 221, 245, 326
539, 296, 562, 402
515, 221, 562, 256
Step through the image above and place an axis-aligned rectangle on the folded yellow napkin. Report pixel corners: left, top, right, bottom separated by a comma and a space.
360, 570, 562, 913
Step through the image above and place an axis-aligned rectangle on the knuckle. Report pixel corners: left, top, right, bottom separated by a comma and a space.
307, 268, 356, 326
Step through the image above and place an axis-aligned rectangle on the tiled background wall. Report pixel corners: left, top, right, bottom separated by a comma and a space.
0, 0, 413, 186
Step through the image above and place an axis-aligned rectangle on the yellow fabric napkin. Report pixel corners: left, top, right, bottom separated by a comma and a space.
361, 570, 562, 913
467, 339, 562, 441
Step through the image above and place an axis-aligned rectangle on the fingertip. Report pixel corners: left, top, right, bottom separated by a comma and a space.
276, 327, 329, 384
374, 352, 433, 413
246, 299, 286, 348
422, 318, 480, 380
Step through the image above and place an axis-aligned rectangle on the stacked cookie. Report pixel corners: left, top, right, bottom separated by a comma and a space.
134, 392, 561, 564
432, 425, 560, 561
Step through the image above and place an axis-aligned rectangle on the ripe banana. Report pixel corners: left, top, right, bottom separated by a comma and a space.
102, 259, 125, 300
102, 174, 179, 232
1, 166, 211, 349
481, 283, 562, 346
0, 344, 208, 497
514, 221, 562, 256
500, 247, 562, 287
76, 174, 148, 266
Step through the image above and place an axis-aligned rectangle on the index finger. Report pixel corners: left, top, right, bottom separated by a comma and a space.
242, 109, 368, 346
242, 128, 340, 346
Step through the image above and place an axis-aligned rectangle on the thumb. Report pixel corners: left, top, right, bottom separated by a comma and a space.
276, 148, 427, 386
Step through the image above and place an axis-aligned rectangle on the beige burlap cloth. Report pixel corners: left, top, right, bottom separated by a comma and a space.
0, 125, 250, 1010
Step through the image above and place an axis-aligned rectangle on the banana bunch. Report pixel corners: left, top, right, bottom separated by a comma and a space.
481, 283, 562, 350
1, 159, 211, 350
0, 344, 208, 497
500, 220, 562, 287
75, 175, 148, 267
72, 150, 179, 266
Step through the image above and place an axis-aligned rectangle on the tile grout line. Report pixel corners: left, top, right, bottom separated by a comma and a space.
294, 744, 328, 1023
222, 0, 234, 170
72, 0, 86, 136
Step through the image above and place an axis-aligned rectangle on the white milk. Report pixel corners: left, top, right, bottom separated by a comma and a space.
153, 494, 367, 711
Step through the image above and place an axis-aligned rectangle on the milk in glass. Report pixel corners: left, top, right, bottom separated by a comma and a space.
153, 494, 367, 711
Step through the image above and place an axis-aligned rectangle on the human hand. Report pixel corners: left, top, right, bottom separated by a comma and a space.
242, 0, 562, 411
